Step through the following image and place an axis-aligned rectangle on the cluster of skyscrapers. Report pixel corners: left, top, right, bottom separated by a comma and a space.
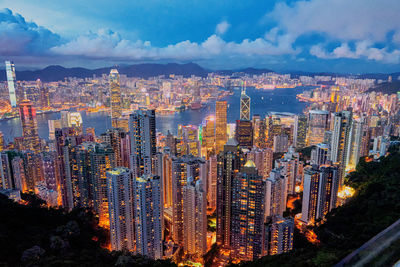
1, 62, 399, 265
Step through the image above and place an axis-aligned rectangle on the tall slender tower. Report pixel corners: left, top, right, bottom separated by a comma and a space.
134, 174, 163, 259
215, 101, 228, 153
230, 160, 265, 262
240, 83, 250, 121
110, 69, 122, 128
216, 138, 244, 248
5, 61, 17, 107
129, 109, 156, 178
171, 155, 206, 246
107, 167, 135, 252
183, 178, 207, 259
19, 99, 40, 152
330, 110, 352, 187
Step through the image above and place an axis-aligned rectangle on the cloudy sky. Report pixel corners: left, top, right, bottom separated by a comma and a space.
1, 0, 400, 73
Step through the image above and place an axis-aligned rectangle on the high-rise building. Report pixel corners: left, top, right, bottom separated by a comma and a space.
215, 101, 228, 153
37, 79, 50, 108
240, 87, 251, 121
107, 167, 135, 252
235, 120, 253, 149
273, 134, 289, 153
311, 143, 330, 166
183, 178, 207, 259
301, 165, 339, 224
202, 115, 215, 158
246, 147, 273, 179
134, 174, 163, 259
265, 168, 287, 218
330, 111, 352, 187
264, 216, 294, 256
19, 99, 40, 152
346, 118, 365, 170
307, 110, 329, 146
0, 131, 4, 151
294, 115, 307, 148
0, 152, 12, 189
100, 128, 130, 168
207, 155, 218, 211
5, 61, 17, 107
162, 151, 173, 208
171, 155, 206, 246
230, 160, 265, 262
216, 138, 244, 248
110, 69, 122, 128
129, 109, 156, 178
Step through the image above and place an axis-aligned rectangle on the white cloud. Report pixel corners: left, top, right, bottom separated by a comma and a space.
310, 41, 400, 63
51, 30, 299, 61
215, 21, 230, 35
265, 0, 400, 42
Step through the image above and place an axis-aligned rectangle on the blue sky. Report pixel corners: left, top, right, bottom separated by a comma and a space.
1, 0, 400, 73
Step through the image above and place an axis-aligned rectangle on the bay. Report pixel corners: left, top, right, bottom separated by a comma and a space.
0, 86, 311, 143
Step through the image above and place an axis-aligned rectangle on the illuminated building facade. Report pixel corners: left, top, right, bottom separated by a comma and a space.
202, 115, 215, 158
134, 174, 163, 259
265, 168, 287, 218
215, 101, 228, 153
107, 167, 135, 251
171, 155, 206, 246
216, 138, 244, 248
307, 110, 329, 146
235, 120, 253, 149
294, 115, 307, 148
230, 160, 265, 262
330, 111, 352, 187
19, 99, 40, 152
240, 88, 251, 121
301, 165, 339, 224
5, 61, 17, 107
110, 69, 122, 128
129, 109, 156, 178
183, 178, 207, 259
207, 155, 217, 211
264, 216, 294, 256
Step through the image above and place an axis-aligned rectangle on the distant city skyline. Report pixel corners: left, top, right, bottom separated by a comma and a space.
1, 1, 400, 73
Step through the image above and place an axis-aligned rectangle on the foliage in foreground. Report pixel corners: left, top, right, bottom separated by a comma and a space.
0, 193, 176, 267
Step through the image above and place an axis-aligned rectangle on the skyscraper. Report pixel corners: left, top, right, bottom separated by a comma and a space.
207, 155, 218, 211
216, 138, 244, 248
235, 120, 253, 149
330, 110, 352, 187
294, 115, 307, 148
240, 87, 251, 121
107, 167, 135, 252
215, 101, 228, 153
183, 178, 207, 259
265, 168, 287, 218
202, 115, 215, 158
307, 110, 329, 146
19, 99, 40, 152
230, 160, 265, 262
301, 165, 339, 224
110, 69, 122, 128
171, 155, 206, 246
134, 174, 163, 259
5, 61, 17, 107
129, 109, 156, 178
0, 131, 4, 151
264, 216, 294, 256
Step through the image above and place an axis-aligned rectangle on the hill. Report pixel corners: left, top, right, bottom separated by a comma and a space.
0, 193, 176, 266
0, 63, 277, 82
367, 81, 400, 94
238, 150, 400, 267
